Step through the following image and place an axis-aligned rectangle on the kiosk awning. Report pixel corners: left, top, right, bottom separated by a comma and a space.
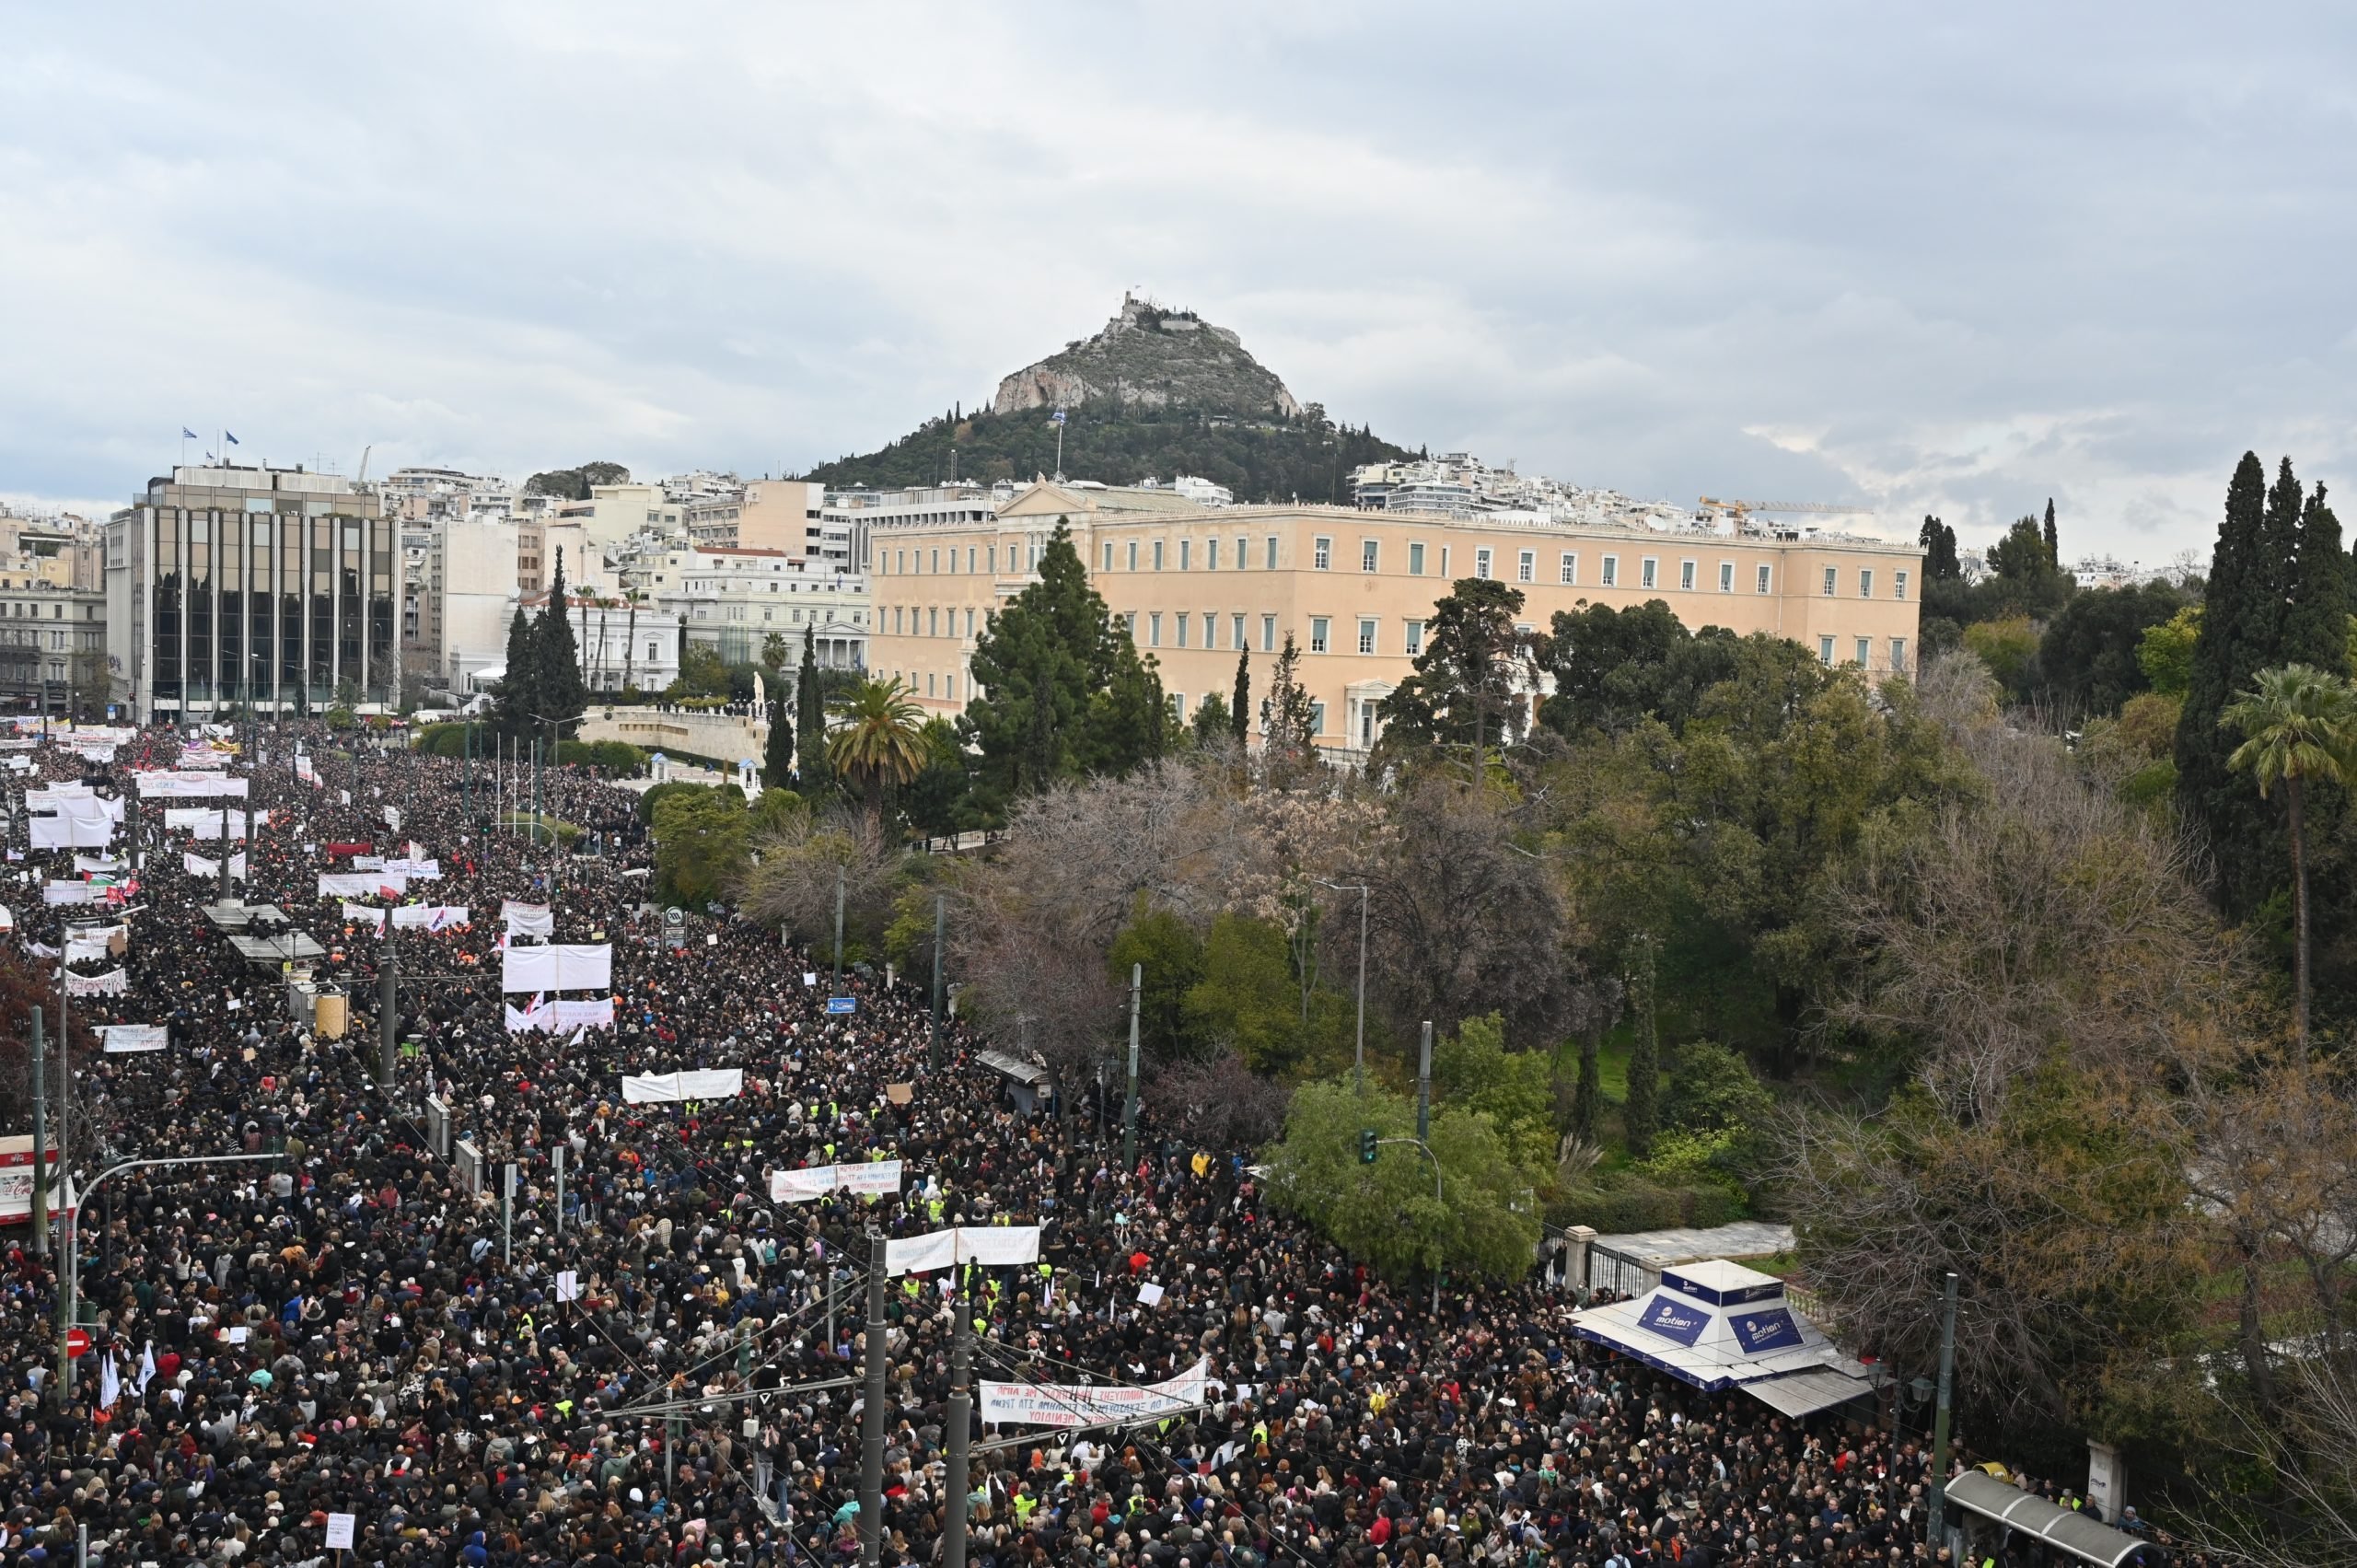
1945, 1472, 2157, 1567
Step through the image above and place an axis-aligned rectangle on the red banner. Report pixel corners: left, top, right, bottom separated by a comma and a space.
325, 842, 374, 855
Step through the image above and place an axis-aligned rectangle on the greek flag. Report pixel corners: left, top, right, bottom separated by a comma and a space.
225, 431, 240, 445
181, 427, 197, 440
1051, 410, 1066, 425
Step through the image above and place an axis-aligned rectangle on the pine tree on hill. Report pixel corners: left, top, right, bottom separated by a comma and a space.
763, 695, 795, 790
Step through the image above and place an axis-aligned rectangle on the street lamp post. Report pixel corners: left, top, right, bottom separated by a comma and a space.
59, 1152, 282, 1394
1373, 1135, 1446, 1315
1310, 878, 1369, 1095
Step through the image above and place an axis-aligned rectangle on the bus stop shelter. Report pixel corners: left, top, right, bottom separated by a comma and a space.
1945, 1471, 2164, 1566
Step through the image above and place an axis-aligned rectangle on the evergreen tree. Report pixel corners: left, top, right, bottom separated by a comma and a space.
1230, 649, 1251, 744
963, 521, 1160, 807
2177, 453, 2278, 913
762, 696, 795, 789
796, 626, 832, 796
2285, 484, 2350, 675
1918, 516, 1961, 581
2043, 497, 2059, 566
1376, 577, 1536, 764
532, 547, 589, 737
1260, 632, 1318, 759
1623, 935, 1660, 1157
494, 607, 537, 739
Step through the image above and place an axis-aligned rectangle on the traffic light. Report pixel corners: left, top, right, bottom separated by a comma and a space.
1358, 1129, 1378, 1165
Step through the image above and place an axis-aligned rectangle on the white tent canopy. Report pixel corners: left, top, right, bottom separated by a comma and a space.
1569, 1260, 1879, 1417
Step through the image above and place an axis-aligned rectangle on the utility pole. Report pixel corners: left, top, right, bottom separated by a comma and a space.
1122, 961, 1142, 1169
502, 1163, 517, 1271
928, 894, 946, 1072
552, 1143, 566, 1236
1927, 1271, 1959, 1553
858, 1248, 888, 1568
831, 867, 846, 995
217, 803, 231, 904
29, 1008, 46, 1258
944, 1284, 974, 1568
379, 935, 397, 1086
1416, 1019, 1433, 1144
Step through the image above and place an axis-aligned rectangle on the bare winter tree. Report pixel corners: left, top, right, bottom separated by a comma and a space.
1356, 778, 1576, 1048
952, 764, 1251, 1116
1148, 1048, 1294, 1150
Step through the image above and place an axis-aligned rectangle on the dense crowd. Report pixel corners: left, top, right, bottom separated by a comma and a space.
0, 720, 2174, 1568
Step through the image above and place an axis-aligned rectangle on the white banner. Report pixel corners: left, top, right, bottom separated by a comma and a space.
884, 1225, 1043, 1276
66, 925, 125, 964
501, 943, 611, 993
30, 814, 114, 850
182, 852, 249, 881
502, 900, 554, 939
342, 902, 386, 933
552, 996, 612, 1029
978, 1359, 1209, 1430
882, 1228, 959, 1277
65, 968, 128, 997
505, 997, 552, 1032
620, 1068, 743, 1105
318, 873, 408, 899
390, 904, 470, 932
770, 1160, 905, 1203
98, 1024, 168, 1053
382, 857, 441, 879
383, 806, 402, 832
134, 772, 249, 799
72, 854, 121, 875
43, 881, 97, 906
166, 807, 269, 837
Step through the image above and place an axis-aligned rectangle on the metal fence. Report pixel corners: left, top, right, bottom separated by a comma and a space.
1585, 1243, 1659, 1299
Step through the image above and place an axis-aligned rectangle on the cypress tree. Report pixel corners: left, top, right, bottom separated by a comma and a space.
2043, 498, 2059, 567
496, 607, 537, 739
796, 626, 831, 795
1623, 935, 1660, 1157
762, 696, 795, 789
532, 547, 589, 738
2176, 453, 2277, 912
2284, 482, 2350, 674
1230, 649, 1250, 743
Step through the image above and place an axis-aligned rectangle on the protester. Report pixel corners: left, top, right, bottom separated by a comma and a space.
0, 720, 2168, 1568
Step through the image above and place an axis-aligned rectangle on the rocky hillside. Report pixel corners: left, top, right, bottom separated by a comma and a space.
991, 296, 1302, 419
805, 297, 1410, 505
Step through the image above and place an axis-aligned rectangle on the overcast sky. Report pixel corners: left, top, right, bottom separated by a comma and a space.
5, 2, 2354, 564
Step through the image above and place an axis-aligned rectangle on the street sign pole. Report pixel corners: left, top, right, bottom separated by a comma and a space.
1122, 962, 1141, 1168
831, 867, 846, 996
859, 1246, 888, 1568
928, 894, 945, 1072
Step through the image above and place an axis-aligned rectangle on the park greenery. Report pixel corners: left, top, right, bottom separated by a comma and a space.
623, 462, 2357, 1556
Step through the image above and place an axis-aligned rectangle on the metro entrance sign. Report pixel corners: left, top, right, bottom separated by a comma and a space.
826, 995, 856, 1016
64, 1328, 89, 1360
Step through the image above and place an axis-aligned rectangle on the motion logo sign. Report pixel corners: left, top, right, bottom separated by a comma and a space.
1635, 1294, 1710, 1347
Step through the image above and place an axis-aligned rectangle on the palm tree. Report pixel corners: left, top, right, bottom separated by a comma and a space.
826, 675, 929, 842
2222, 662, 2357, 1046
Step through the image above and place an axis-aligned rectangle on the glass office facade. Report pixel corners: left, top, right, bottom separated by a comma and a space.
141, 503, 396, 713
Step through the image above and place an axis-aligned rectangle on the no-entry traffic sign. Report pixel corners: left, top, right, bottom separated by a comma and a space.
64, 1328, 89, 1359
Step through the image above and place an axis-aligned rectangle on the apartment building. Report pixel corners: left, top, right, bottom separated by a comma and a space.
401, 517, 523, 690
0, 516, 106, 709
865, 481, 1923, 757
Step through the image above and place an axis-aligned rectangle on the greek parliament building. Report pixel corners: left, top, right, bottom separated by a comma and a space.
107, 465, 397, 722
865, 481, 1925, 760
